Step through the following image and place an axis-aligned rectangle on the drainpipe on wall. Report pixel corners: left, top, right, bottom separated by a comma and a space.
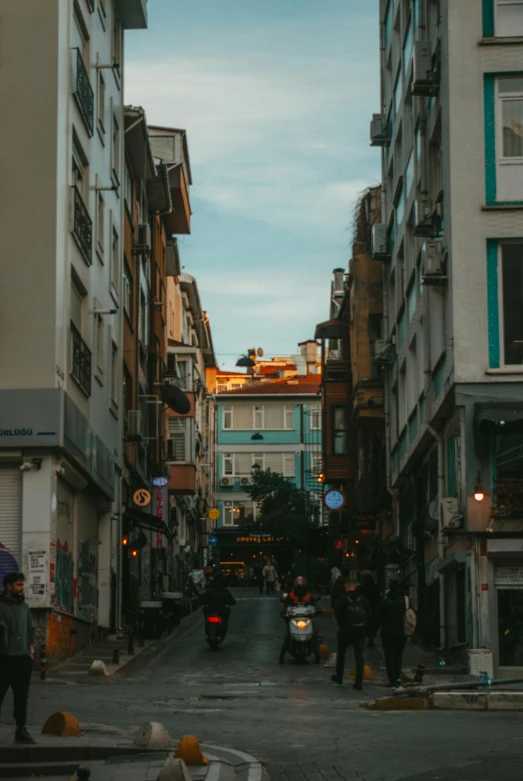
427, 424, 446, 651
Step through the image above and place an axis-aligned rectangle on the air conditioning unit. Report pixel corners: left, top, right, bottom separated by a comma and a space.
375, 339, 393, 363
422, 241, 447, 283
371, 224, 389, 259
412, 41, 434, 96
126, 410, 143, 441
414, 198, 433, 238
441, 497, 463, 529
370, 114, 388, 147
221, 476, 232, 487
135, 222, 151, 254
240, 477, 252, 487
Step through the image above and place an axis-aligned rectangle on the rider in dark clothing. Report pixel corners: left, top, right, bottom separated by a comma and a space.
379, 580, 406, 686
279, 577, 320, 664
202, 575, 236, 632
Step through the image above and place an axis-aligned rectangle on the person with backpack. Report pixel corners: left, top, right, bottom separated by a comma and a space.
331, 579, 371, 689
379, 580, 413, 687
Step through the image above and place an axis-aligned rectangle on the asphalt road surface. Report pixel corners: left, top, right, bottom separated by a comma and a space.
2, 590, 523, 781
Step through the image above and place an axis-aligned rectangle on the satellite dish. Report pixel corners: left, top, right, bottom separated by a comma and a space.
257, 347, 264, 357
161, 384, 191, 414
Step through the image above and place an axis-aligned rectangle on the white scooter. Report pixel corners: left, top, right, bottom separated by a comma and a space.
282, 603, 320, 664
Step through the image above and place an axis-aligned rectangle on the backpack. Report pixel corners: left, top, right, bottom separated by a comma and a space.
404, 596, 417, 636
345, 596, 367, 633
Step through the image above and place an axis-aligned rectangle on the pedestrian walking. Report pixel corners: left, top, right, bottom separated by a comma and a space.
331, 579, 371, 689
0, 572, 36, 744
262, 561, 277, 595
358, 573, 380, 647
379, 580, 407, 687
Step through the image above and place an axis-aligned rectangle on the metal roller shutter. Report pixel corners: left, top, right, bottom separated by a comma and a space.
0, 468, 22, 579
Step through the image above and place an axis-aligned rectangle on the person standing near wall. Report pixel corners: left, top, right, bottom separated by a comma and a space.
0, 572, 36, 744
379, 579, 407, 687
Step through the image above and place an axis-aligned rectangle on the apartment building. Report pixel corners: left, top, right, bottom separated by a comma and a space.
0, 0, 147, 659
213, 370, 322, 570
373, 0, 523, 670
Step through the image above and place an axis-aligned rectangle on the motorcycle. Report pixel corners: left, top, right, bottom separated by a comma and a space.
205, 612, 227, 651
282, 603, 320, 664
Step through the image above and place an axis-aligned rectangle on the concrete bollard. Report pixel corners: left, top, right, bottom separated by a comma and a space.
88, 660, 108, 676
42, 712, 82, 737
157, 758, 192, 781
133, 722, 173, 749
348, 664, 375, 681
174, 735, 209, 766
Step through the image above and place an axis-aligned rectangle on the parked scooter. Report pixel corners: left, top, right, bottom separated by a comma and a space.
282, 603, 319, 663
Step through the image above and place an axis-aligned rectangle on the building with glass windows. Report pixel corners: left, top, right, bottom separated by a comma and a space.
374, 0, 523, 674
212, 367, 322, 573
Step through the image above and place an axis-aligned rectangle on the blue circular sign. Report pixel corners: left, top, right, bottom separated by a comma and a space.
208, 535, 218, 546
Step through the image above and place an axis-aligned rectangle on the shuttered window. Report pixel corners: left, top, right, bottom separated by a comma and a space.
167, 418, 187, 461
0, 468, 22, 573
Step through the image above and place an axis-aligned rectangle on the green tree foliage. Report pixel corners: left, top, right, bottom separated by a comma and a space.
244, 468, 315, 544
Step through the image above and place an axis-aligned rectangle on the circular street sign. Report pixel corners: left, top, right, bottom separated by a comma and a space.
208, 508, 220, 521
152, 477, 168, 487
133, 488, 152, 508
208, 535, 218, 546
323, 489, 346, 511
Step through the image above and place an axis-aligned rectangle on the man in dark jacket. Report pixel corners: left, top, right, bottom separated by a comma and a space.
331, 580, 371, 689
358, 573, 381, 647
379, 580, 406, 686
0, 572, 36, 744
330, 565, 350, 609
202, 574, 236, 632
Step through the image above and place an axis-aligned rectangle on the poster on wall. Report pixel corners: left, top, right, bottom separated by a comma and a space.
24, 547, 47, 604
495, 563, 523, 586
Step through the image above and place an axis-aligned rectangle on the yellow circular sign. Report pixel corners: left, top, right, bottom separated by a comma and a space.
208, 507, 220, 521
133, 488, 152, 508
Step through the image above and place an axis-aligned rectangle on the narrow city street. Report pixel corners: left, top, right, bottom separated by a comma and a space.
3, 590, 522, 781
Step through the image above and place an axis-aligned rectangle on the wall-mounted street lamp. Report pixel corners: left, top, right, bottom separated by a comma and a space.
474, 472, 485, 502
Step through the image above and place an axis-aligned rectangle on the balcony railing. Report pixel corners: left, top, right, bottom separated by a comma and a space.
71, 186, 92, 265
72, 48, 94, 135
70, 321, 92, 397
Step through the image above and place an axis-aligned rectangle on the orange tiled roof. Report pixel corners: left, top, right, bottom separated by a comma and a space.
218, 375, 321, 396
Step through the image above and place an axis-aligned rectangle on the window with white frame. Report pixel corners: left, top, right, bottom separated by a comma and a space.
500, 242, 523, 365
110, 341, 118, 404
111, 10, 122, 72
495, 0, 523, 37
111, 110, 121, 183
111, 222, 120, 294
96, 192, 104, 258
310, 405, 321, 430
221, 404, 295, 431
221, 453, 295, 477
333, 406, 349, 455
97, 71, 105, 136
72, 138, 89, 205
176, 359, 192, 391
70, 278, 85, 334
96, 314, 104, 376
123, 262, 132, 318
167, 417, 188, 461
497, 75, 523, 201
311, 451, 322, 477
223, 501, 256, 527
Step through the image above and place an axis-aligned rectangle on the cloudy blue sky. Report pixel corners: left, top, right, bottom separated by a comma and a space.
125, 0, 380, 370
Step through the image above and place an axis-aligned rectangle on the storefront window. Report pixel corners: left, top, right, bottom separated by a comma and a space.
494, 422, 523, 517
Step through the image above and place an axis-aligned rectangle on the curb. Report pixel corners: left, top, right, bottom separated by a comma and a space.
363, 689, 523, 711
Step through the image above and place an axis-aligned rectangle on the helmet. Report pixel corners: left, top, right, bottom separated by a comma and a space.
293, 576, 308, 596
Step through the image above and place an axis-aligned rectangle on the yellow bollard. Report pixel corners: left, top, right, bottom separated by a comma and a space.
174, 735, 209, 766
347, 664, 375, 681
42, 712, 82, 737
319, 643, 330, 659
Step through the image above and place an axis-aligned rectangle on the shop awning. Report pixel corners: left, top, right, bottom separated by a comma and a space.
475, 402, 523, 427
438, 551, 467, 573
124, 506, 168, 534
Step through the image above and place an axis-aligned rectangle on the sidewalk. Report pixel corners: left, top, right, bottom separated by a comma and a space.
0, 726, 263, 781
36, 608, 202, 685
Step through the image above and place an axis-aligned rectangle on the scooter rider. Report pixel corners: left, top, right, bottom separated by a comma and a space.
279, 576, 320, 664
202, 574, 236, 633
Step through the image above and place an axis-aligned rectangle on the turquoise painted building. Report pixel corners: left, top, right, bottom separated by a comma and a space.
214, 375, 322, 529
